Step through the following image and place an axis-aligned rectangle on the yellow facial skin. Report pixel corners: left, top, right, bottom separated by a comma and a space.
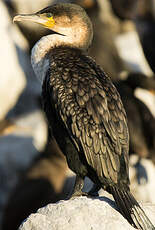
43, 16, 55, 28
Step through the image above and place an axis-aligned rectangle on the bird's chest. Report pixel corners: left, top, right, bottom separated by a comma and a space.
49, 64, 77, 118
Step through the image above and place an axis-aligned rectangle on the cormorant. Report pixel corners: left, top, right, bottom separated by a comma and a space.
110, 0, 139, 20
83, 0, 129, 80
13, 3, 155, 229
114, 73, 155, 162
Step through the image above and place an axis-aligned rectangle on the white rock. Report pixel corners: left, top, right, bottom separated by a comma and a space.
12, 110, 47, 151
0, 2, 49, 226
115, 30, 153, 76
9, 0, 53, 13
135, 88, 155, 117
0, 1, 27, 120
0, 3, 48, 220
18, 197, 155, 230
0, 110, 47, 211
129, 155, 155, 203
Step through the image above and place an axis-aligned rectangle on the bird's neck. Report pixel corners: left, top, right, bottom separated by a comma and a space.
31, 22, 93, 83
31, 34, 55, 84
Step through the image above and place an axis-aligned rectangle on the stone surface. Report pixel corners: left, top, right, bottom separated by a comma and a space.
115, 30, 153, 76
0, 111, 47, 222
129, 155, 155, 203
0, 2, 48, 226
135, 88, 155, 117
0, 0, 27, 120
18, 197, 155, 230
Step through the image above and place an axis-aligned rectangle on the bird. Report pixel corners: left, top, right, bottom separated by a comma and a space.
109, 0, 139, 20
83, 0, 129, 80
13, 3, 155, 229
114, 73, 155, 162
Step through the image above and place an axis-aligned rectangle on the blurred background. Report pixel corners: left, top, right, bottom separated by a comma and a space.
0, 0, 155, 229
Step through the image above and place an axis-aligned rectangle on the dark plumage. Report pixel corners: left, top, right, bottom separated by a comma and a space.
136, 18, 155, 74
83, 0, 128, 80
114, 73, 155, 162
13, 3, 155, 229
43, 46, 129, 185
110, 0, 139, 20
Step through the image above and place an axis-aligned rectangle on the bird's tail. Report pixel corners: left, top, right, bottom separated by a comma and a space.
110, 186, 155, 230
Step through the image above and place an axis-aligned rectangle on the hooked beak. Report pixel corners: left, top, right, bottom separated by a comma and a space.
13, 13, 55, 29
13, 14, 42, 23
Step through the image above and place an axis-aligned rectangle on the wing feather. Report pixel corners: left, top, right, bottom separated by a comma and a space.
48, 55, 129, 184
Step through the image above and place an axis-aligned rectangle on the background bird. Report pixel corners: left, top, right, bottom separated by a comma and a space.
114, 73, 155, 162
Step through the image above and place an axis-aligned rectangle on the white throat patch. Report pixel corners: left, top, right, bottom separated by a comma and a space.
31, 36, 52, 84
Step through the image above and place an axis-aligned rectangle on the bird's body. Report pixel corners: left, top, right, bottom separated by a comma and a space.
42, 45, 129, 189
13, 3, 155, 229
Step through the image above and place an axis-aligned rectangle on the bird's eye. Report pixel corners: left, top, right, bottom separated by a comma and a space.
46, 13, 53, 18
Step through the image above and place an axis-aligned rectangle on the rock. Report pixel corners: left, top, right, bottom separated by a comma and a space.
0, 111, 47, 212
18, 197, 155, 230
0, 2, 47, 225
0, 0, 27, 120
135, 88, 155, 117
2, 139, 70, 230
3, 155, 155, 230
115, 30, 153, 76
129, 155, 155, 203
0, 15, 48, 223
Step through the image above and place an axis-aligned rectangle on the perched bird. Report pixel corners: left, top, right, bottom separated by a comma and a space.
13, 3, 155, 229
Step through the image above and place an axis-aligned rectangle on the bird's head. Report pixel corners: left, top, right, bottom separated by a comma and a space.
13, 3, 93, 49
